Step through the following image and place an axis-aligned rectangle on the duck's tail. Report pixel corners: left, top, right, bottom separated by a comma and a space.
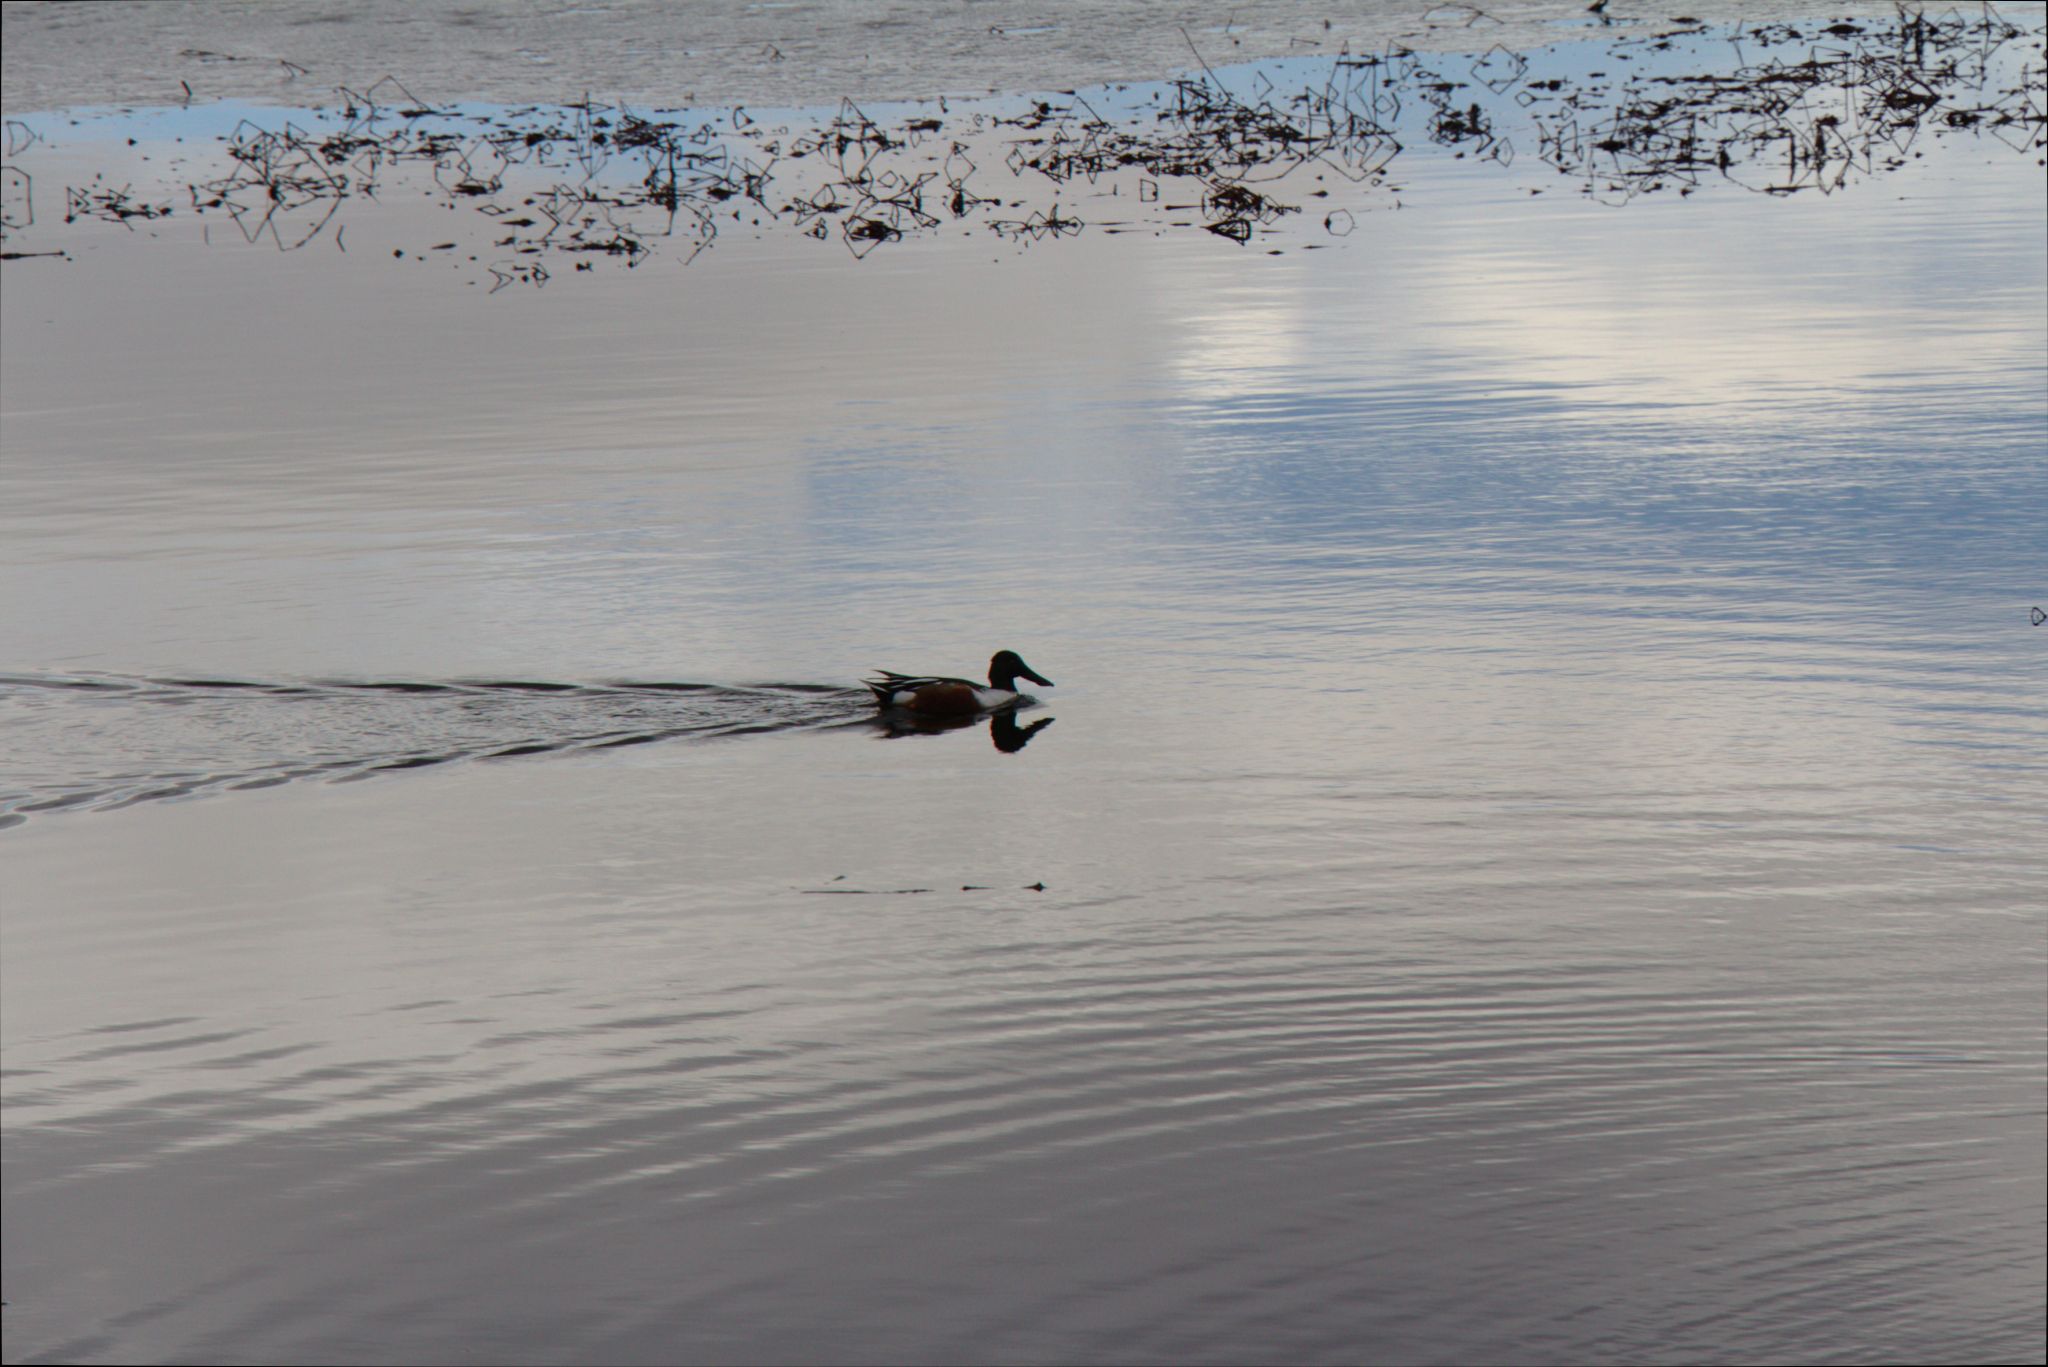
863, 671, 922, 707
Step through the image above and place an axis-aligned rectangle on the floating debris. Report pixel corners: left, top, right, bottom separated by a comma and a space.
62, 178, 173, 226
801, 878, 1050, 895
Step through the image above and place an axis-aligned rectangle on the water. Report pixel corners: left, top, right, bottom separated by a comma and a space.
3, 9, 2045, 1365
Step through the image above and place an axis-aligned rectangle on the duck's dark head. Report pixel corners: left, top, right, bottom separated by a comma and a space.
988, 650, 1053, 691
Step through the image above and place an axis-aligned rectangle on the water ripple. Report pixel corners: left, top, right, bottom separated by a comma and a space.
0, 671, 871, 824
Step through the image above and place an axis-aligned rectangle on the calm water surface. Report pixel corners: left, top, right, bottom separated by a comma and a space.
2, 12, 2044, 1365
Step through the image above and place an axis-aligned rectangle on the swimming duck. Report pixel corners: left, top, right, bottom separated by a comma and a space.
864, 650, 1053, 715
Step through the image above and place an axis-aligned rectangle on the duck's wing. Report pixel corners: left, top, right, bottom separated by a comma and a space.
863, 670, 978, 704
865, 670, 980, 688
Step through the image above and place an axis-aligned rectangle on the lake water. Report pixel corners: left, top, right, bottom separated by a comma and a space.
2, 6, 2044, 1364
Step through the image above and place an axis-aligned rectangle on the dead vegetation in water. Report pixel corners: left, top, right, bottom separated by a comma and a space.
1526, 11, 2048, 201
0, 8, 2039, 283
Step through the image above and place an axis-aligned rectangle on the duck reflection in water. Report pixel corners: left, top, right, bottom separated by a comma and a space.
873, 704, 1055, 753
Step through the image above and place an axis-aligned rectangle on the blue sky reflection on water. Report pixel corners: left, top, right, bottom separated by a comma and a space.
771, 153, 2045, 665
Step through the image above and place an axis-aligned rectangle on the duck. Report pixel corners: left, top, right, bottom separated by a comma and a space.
864, 650, 1054, 716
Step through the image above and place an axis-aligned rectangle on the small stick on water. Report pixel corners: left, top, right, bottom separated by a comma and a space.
1179, 26, 1223, 87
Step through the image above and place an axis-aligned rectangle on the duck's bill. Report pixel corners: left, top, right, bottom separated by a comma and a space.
1020, 667, 1054, 688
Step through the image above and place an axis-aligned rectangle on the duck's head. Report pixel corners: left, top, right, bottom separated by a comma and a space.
989, 650, 1053, 691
